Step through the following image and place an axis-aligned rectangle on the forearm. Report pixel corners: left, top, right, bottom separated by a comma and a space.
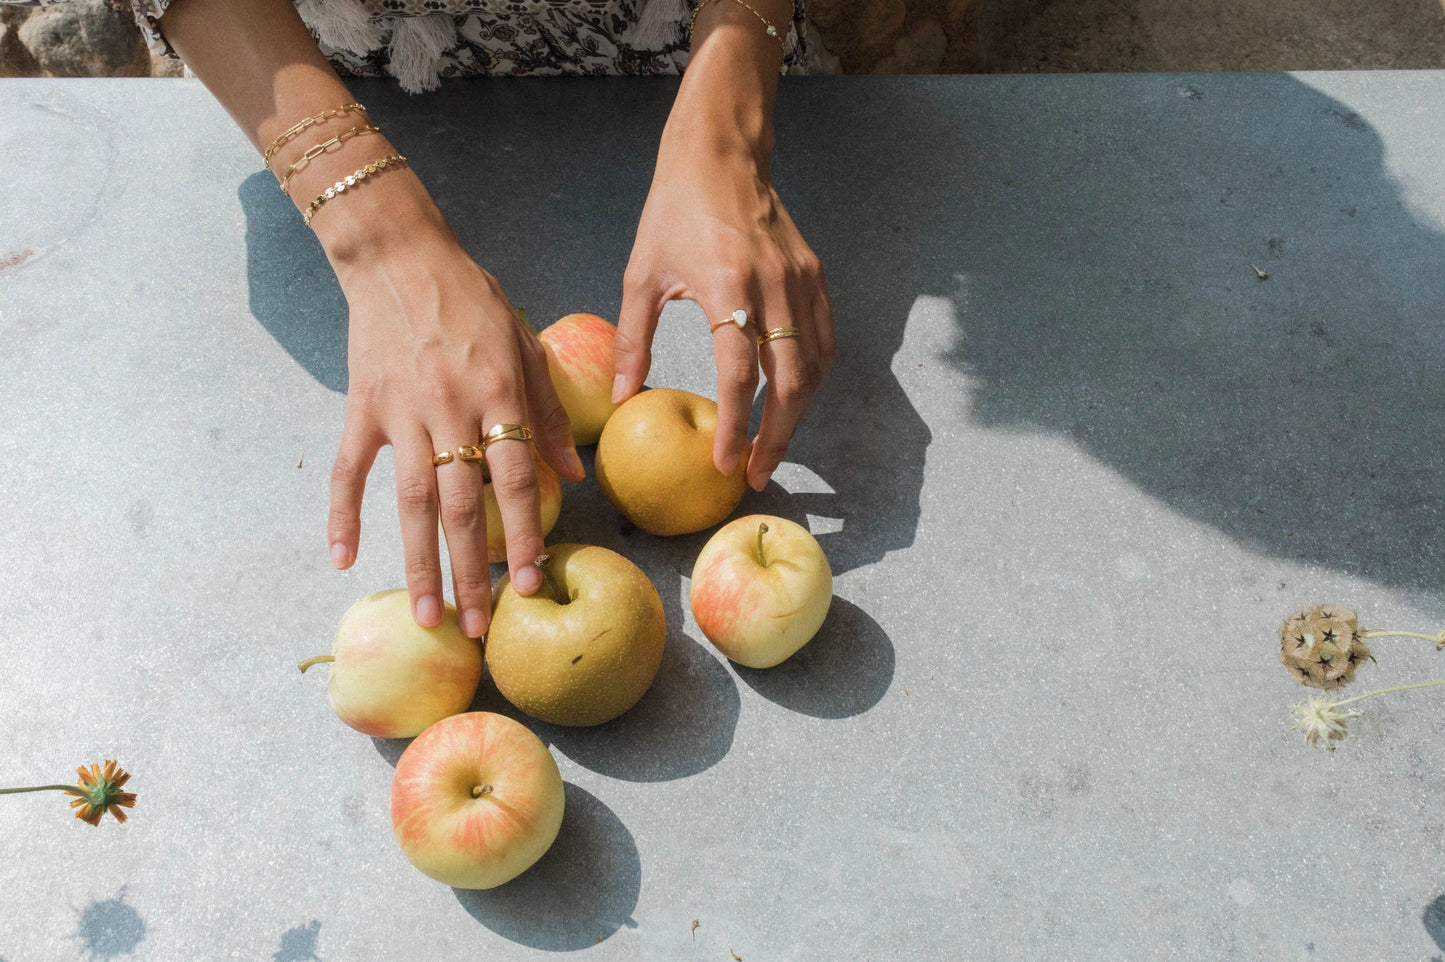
158, 0, 450, 269
663, 0, 792, 169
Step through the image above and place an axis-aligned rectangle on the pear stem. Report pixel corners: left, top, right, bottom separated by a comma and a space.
297, 655, 335, 673
757, 522, 770, 567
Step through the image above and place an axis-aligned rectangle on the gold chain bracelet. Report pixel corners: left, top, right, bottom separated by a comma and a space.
277, 124, 381, 195
688, 0, 787, 57
263, 103, 368, 169
302, 154, 409, 228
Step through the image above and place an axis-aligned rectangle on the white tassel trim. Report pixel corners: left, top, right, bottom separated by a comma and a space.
631, 0, 689, 50
388, 14, 458, 94
294, 0, 385, 54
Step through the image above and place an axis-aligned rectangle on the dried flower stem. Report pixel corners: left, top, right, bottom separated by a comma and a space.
1327, 677, 1445, 709
0, 784, 81, 795
1359, 628, 1445, 649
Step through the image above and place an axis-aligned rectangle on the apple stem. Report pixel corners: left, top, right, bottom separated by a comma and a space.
472, 784, 494, 798
533, 555, 569, 606
757, 521, 770, 567
297, 655, 335, 673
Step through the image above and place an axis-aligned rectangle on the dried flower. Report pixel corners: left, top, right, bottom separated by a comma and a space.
1279, 604, 1373, 689
1290, 693, 1359, 750
0, 759, 137, 827
65, 760, 137, 826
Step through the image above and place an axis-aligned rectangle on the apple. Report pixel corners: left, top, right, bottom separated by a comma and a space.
486, 543, 666, 726
594, 387, 749, 536
539, 313, 621, 445
690, 515, 833, 668
299, 589, 483, 738
390, 711, 565, 889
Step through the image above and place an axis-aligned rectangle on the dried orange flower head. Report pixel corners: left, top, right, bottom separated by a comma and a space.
65, 760, 137, 827
1279, 604, 1373, 690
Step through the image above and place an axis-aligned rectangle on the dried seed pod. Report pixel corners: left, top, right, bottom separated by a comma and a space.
1279, 604, 1373, 689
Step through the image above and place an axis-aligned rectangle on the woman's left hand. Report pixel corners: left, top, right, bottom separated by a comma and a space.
613, 116, 835, 491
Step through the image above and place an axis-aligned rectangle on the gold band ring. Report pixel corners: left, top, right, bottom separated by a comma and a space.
757, 326, 802, 345
481, 423, 534, 452
709, 309, 751, 334
456, 444, 485, 462
431, 450, 455, 466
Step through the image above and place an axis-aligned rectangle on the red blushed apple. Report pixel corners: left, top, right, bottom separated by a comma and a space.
539, 313, 621, 445
390, 711, 565, 889
299, 589, 483, 738
690, 515, 833, 668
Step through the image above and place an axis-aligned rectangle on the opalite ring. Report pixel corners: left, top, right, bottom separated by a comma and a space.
709, 309, 751, 334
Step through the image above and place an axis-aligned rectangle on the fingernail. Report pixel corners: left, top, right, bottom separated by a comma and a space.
330, 542, 350, 569
566, 449, 585, 479
416, 594, 442, 626
514, 564, 542, 594
611, 374, 627, 404
462, 608, 487, 638
751, 472, 772, 492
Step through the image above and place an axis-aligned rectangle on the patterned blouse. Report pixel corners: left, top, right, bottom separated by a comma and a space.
10, 0, 811, 92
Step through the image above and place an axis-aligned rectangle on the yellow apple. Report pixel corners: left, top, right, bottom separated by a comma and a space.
593, 388, 749, 536
487, 543, 666, 726
300, 589, 483, 738
539, 312, 621, 445
690, 515, 833, 668
390, 711, 565, 889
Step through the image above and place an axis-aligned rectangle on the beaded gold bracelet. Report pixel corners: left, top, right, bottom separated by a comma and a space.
263, 103, 368, 169
688, 0, 787, 57
277, 124, 381, 195
302, 154, 409, 228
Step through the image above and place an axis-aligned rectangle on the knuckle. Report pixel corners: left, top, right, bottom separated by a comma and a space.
721, 356, 760, 392
772, 367, 813, 404
488, 457, 535, 499
612, 326, 646, 360
327, 506, 357, 534
396, 475, 437, 513
331, 453, 365, 487
543, 401, 573, 436
711, 261, 751, 293
451, 569, 491, 600
480, 371, 520, 407
440, 489, 483, 529
405, 555, 440, 585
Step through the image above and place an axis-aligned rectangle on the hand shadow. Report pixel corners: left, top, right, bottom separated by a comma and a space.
779, 74, 1445, 594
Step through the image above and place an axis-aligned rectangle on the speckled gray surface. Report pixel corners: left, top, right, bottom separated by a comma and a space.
1, 74, 1444, 960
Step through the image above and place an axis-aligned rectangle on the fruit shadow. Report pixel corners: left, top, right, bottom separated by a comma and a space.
468, 624, 741, 783
453, 782, 641, 950
729, 596, 895, 719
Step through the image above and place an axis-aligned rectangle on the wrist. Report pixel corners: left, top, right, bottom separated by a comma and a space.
306, 164, 458, 275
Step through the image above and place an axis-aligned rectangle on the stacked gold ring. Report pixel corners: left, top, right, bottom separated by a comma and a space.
431, 450, 455, 466
457, 444, 485, 462
757, 326, 801, 345
481, 423, 533, 452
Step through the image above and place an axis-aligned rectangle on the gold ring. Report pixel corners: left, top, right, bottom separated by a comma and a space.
431, 450, 455, 466
709, 309, 751, 334
481, 423, 534, 452
757, 326, 801, 345
456, 444, 485, 462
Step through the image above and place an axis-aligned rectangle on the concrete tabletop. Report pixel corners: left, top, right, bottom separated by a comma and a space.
2, 73, 1443, 961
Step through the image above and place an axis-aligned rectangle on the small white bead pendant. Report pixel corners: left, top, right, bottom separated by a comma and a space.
731, 309, 748, 327
766, 24, 777, 35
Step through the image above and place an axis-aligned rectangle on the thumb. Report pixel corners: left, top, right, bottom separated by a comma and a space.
613, 270, 663, 403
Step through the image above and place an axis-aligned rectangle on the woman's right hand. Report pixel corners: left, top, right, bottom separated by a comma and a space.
314, 171, 585, 639
157, 0, 581, 638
